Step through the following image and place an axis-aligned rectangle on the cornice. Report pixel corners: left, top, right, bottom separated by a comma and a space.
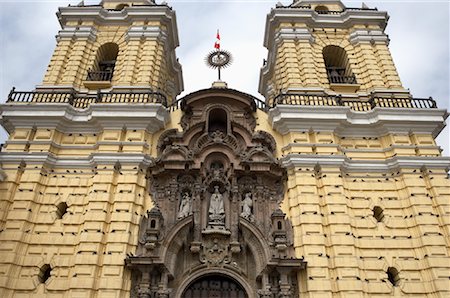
0, 103, 169, 134
57, 5, 179, 47
57, 26, 97, 41
269, 105, 448, 138
263, 8, 389, 49
0, 151, 154, 168
282, 154, 450, 172
349, 29, 389, 45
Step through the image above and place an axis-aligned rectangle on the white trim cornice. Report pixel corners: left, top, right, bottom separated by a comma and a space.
269, 105, 448, 138
349, 29, 389, 45
57, 26, 97, 41
282, 154, 450, 172
0, 103, 169, 134
57, 5, 179, 47
263, 8, 388, 49
0, 152, 154, 168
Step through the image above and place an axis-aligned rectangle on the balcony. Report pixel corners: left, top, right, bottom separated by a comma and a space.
326, 67, 359, 92
6, 88, 167, 109
84, 69, 114, 89
268, 93, 437, 112
86, 70, 113, 81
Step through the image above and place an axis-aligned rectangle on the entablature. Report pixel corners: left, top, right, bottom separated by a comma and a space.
269, 105, 448, 138
0, 102, 169, 135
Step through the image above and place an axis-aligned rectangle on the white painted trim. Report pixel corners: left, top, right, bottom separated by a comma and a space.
269, 105, 448, 138
0, 152, 154, 168
282, 154, 450, 172
57, 26, 97, 41
263, 8, 389, 49
349, 29, 389, 45
0, 103, 169, 134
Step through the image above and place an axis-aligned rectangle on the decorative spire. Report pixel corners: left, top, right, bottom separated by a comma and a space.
205, 30, 232, 87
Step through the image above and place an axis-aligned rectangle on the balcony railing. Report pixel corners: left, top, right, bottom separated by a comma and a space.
86, 70, 113, 81
270, 93, 437, 111
6, 88, 167, 109
327, 67, 357, 84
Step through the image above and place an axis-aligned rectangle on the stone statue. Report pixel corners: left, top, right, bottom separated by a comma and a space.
177, 192, 192, 219
241, 192, 253, 220
209, 186, 225, 224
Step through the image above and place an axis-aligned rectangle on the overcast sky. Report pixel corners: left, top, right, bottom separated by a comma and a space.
0, 0, 449, 154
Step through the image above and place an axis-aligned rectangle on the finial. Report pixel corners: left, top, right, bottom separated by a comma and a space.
205, 30, 233, 86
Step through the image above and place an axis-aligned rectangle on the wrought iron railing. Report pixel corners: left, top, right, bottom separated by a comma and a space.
315, 10, 342, 15
86, 70, 113, 81
328, 74, 357, 84
271, 93, 437, 111
326, 67, 357, 84
6, 88, 437, 113
7, 88, 167, 108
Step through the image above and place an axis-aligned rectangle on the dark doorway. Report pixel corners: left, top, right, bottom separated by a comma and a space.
182, 275, 247, 298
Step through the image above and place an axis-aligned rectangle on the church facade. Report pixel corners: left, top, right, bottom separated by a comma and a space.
0, 0, 449, 297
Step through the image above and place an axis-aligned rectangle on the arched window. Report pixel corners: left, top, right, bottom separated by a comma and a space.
87, 43, 119, 81
323, 45, 356, 84
387, 267, 400, 286
315, 5, 329, 14
208, 108, 228, 134
38, 264, 52, 284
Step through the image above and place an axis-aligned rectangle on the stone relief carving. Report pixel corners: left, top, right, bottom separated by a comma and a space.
208, 186, 225, 226
240, 192, 253, 221
177, 191, 192, 219
126, 89, 305, 298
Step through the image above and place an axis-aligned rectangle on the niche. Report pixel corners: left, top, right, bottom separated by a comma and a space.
208, 108, 228, 134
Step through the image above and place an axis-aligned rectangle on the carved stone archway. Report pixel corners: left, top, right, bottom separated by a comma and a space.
178, 271, 251, 298
126, 88, 306, 297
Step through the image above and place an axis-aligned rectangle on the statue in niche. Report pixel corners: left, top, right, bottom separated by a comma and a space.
177, 192, 192, 219
208, 186, 225, 225
240, 192, 253, 221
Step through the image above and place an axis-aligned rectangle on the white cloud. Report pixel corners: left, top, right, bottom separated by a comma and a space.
0, 0, 449, 154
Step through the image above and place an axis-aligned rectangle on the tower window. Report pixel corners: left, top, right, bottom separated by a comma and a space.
387, 267, 400, 286
208, 108, 228, 134
115, 4, 129, 10
315, 5, 329, 14
38, 264, 52, 283
56, 202, 68, 219
323, 45, 356, 84
373, 206, 384, 222
87, 43, 119, 82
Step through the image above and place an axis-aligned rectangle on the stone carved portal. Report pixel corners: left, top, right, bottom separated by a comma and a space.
182, 275, 246, 298
126, 89, 306, 298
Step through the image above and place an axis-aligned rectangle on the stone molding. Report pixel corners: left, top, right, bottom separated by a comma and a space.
56, 26, 97, 41
125, 25, 167, 41
57, 5, 180, 46
263, 8, 389, 49
269, 105, 448, 138
349, 29, 389, 45
0, 151, 153, 168
282, 154, 450, 172
0, 103, 169, 134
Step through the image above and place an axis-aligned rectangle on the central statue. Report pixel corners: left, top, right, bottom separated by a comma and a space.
208, 185, 225, 225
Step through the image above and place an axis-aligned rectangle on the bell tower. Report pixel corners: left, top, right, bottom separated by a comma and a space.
260, 0, 405, 104
41, 0, 183, 102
